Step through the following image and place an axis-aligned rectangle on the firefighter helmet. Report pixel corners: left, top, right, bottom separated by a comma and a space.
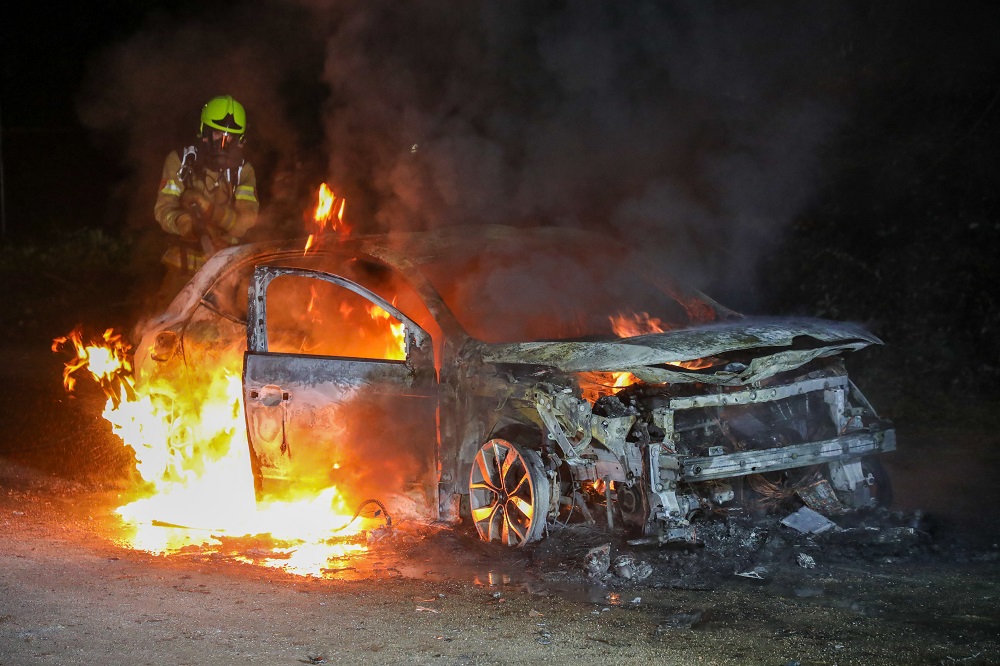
199, 95, 246, 136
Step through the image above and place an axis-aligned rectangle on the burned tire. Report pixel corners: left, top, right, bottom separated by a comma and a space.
469, 438, 549, 546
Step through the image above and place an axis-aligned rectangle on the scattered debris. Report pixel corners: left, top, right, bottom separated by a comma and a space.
821, 525, 929, 554
415, 606, 440, 613
586, 635, 612, 645
943, 652, 982, 662
584, 543, 611, 576
797, 478, 846, 515
612, 553, 653, 581
736, 566, 768, 580
626, 527, 699, 547
781, 506, 838, 534
796, 553, 817, 569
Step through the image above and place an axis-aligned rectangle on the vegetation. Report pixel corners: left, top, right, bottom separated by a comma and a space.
0, 228, 136, 343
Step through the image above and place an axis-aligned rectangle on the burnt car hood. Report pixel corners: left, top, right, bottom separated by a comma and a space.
480, 317, 881, 386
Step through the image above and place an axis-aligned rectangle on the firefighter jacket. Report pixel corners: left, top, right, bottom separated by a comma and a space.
154, 147, 259, 273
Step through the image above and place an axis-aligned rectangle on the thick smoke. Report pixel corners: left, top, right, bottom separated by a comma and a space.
78, 0, 857, 307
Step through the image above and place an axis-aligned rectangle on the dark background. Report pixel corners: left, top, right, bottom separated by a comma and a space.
2, 1, 999, 426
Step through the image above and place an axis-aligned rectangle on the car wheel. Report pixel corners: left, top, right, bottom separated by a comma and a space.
469, 438, 549, 546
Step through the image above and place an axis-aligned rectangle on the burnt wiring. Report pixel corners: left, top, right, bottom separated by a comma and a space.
712, 416, 744, 452
746, 474, 789, 511
330, 498, 392, 533
746, 466, 824, 511
553, 461, 597, 527
555, 463, 578, 527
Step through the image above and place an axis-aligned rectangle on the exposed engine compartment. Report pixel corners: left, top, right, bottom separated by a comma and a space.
492, 357, 895, 543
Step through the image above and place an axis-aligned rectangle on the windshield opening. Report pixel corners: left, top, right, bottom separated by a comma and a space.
415, 239, 716, 344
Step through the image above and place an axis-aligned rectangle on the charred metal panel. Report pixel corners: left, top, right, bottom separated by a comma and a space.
243, 262, 440, 522
666, 376, 850, 410
481, 319, 879, 384
591, 414, 637, 459
244, 353, 420, 389
244, 351, 439, 522
533, 386, 593, 461
679, 429, 896, 482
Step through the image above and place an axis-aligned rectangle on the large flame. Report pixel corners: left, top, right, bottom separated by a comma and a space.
55, 328, 381, 577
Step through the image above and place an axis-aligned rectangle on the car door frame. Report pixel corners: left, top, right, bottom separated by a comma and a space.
242, 264, 440, 516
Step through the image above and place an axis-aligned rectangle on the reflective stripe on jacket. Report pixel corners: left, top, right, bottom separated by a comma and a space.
154, 149, 259, 272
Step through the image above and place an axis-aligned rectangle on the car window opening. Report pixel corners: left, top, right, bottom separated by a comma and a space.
265, 274, 407, 360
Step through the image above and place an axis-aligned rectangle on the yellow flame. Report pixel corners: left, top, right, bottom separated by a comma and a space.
367, 302, 406, 360
314, 182, 336, 223
52, 327, 132, 394
55, 328, 377, 577
578, 370, 636, 402
304, 183, 349, 255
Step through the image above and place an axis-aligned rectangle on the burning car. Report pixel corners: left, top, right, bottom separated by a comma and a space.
135, 224, 895, 547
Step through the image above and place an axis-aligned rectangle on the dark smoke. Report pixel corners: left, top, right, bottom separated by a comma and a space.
78, 1, 860, 307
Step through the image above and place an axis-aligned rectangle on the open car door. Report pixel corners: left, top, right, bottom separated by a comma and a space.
243, 265, 439, 521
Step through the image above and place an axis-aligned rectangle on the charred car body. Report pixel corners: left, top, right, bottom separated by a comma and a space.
136, 225, 895, 547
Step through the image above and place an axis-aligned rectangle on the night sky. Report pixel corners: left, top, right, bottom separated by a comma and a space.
3, 1, 999, 409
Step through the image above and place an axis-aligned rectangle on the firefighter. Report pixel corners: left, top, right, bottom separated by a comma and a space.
153, 95, 259, 305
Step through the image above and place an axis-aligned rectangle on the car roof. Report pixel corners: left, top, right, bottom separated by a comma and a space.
150, 224, 735, 346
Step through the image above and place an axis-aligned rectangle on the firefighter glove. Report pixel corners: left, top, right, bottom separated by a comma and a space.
175, 213, 194, 238
208, 202, 231, 227
180, 189, 215, 221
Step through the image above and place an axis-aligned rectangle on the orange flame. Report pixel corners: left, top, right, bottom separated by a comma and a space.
270, 277, 407, 360
304, 183, 349, 254
610, 311, 714, 370
580, 311, 717, 400
578, 370, 636, 402
54, 327, 379, 576
367, 300, 406, 360
610, 311, 668, 337
52, 326, 134, 404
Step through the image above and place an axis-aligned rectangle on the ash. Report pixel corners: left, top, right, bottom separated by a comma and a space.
518, 506, 990, 593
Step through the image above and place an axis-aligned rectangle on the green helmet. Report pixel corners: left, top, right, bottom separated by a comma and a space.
199, 95, 246, 135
